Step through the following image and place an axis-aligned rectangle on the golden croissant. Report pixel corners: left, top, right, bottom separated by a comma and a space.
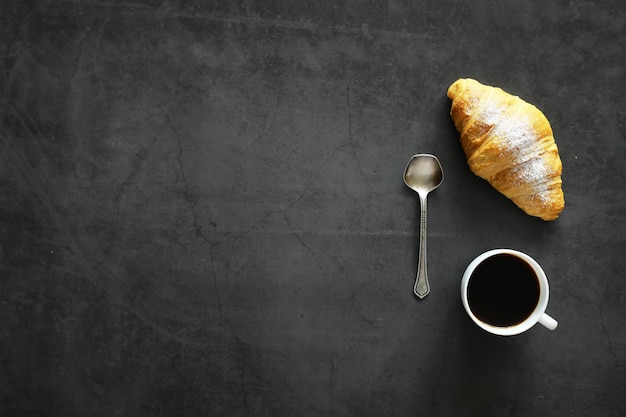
447, 78, 564, 221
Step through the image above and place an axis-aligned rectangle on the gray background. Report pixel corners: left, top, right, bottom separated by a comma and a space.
2, 0, 625, 416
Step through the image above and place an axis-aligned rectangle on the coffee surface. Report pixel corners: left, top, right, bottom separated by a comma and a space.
468, 254, 540, 327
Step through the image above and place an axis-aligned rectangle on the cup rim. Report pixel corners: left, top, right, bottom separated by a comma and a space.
461, 248, 550, 336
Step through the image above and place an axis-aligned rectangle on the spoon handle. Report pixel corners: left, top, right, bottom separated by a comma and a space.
414, 193, 430, 299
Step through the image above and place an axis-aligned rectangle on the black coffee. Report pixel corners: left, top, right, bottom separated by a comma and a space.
467, 253, 540, 327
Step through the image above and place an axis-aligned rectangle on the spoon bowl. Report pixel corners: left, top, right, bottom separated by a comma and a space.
403, 154, 444, 299
404, 154, 444, 194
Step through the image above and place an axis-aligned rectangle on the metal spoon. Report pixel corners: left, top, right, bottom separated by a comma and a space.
403, 154, 444, 299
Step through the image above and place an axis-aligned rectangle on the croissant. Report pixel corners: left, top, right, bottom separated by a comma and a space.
447, 78, 564, 221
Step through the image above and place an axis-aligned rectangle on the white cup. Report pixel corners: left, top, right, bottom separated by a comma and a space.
461, 249, 558, 336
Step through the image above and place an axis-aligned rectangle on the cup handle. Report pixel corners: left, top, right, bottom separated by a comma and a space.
538, 313, 558, 330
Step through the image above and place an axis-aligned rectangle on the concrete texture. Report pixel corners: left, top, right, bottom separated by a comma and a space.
1, 1, 625, 416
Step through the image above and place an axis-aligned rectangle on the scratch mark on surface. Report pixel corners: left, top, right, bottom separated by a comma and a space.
220, 300, 250, 416
563, 287, 624, 368
244, 91, 281, 151
107, 145, 152, 254
324, 326, 335, 398
600, 306, 625, 368
2, 105, 216, 348
282, 212, 316, 257
48, 2, 429, 41
165, 114, 212, 244
208, 241, 249, 414
281, 212, 343, 271
427, 330, 449, 416
339, 53, 368, 187
2, 107, 116, 304
2, 7, 34, 85
69, 0, 115, 83
209, 243, 223, 316
233, 141, 349, 238
360, 315, 383, 328
443, 0, 459, 34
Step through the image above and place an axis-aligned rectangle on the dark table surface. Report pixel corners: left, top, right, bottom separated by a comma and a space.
2, 1, 625, 416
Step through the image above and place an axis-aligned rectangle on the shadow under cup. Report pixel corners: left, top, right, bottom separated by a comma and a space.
461, 249, 558, 336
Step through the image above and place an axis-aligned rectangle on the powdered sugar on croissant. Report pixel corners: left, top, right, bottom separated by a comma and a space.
447, 78, 565, 221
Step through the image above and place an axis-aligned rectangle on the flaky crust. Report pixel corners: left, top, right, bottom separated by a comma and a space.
447, 78, 564, 221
